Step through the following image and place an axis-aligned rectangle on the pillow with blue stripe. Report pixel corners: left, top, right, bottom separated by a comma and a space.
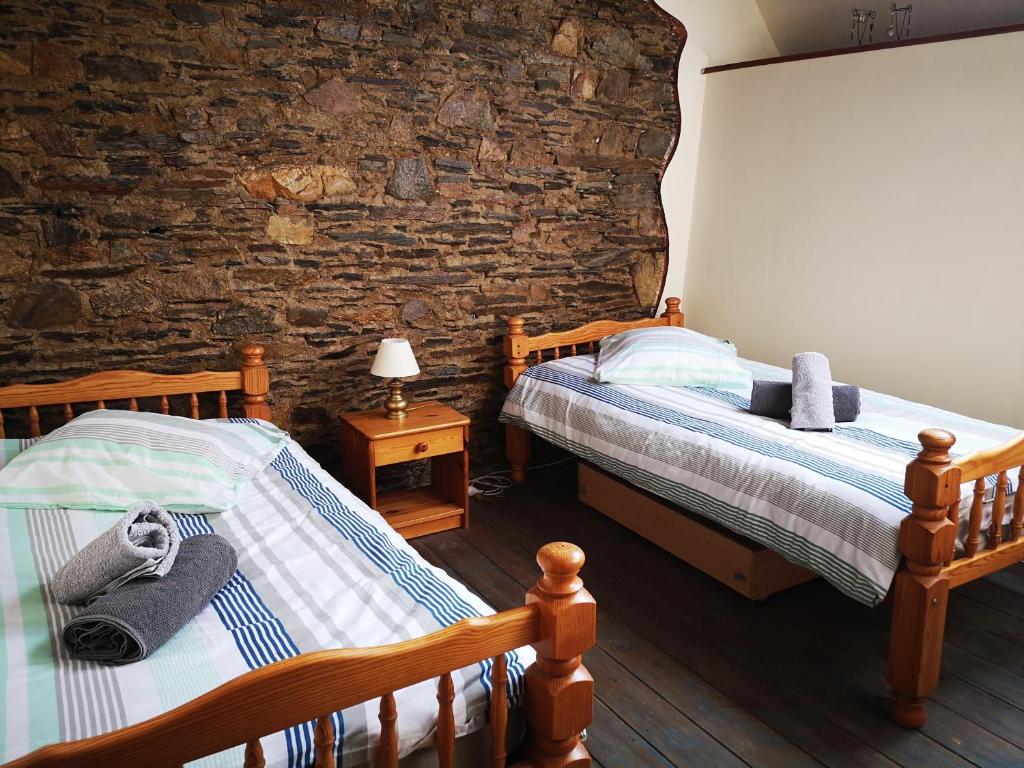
0, 410, 287, 513
595, 326, 753, 389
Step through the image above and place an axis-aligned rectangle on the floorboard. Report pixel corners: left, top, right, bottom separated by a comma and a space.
417, 462, 1024, 767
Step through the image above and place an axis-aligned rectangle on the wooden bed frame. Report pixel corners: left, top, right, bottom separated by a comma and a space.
0, 345, 597, 768
502, 299, 1024, 729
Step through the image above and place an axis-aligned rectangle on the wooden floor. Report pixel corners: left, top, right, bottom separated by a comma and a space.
411, 462, 1024, 768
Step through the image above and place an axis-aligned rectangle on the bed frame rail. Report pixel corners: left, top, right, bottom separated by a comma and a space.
503, 298, 684, 482
4, 542, 596, 768
0, 344, 271, 436
890, 429, 1024, 728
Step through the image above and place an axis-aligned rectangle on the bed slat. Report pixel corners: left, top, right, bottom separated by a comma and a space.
990, 471, 1008, 548
436, 672, 455, 767
243, 739, 265, 768
377, 692, 398, 768
966, 478, 985, 557
490, 653, 508, 768
314, 715, 336, 768
1012, 467, 1024, 541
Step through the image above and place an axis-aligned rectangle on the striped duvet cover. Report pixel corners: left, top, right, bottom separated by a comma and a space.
0, 429, 530, 767
500, 355, 1018, 606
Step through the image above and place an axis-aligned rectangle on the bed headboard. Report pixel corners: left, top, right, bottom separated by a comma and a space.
503, 297, 684, 388
0, 344, 272, 438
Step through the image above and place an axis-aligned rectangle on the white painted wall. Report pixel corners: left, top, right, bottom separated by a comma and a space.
652, 1, 777, 313
685, 31, 1024, 427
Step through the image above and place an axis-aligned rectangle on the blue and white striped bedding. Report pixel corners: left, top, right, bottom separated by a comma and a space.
0, 426, 531, 767
501, 355, 1019, 606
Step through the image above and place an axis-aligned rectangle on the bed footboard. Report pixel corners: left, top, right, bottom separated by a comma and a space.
889, 429, 1024, 728
4, 542, 596, 768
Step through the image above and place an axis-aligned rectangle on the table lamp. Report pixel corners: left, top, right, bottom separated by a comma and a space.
370, 338, 420, 419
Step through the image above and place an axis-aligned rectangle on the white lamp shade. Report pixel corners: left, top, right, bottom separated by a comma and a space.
371, 338, 420, 379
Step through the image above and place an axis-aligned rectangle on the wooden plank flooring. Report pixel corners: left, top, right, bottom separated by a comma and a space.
411, 462, 1024, 768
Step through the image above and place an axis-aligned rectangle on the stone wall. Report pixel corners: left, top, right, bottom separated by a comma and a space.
0, 0, 683, 471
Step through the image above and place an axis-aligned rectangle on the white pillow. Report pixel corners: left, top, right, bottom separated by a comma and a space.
594, 326, 752, 389
0, 410, 287, 512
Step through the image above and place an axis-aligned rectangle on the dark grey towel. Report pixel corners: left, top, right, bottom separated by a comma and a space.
750, 380, 861, 423
61, 534, 237, 665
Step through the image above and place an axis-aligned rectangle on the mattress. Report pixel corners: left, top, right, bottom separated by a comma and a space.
0, 431, 531, 767
501, 354, 1018, 606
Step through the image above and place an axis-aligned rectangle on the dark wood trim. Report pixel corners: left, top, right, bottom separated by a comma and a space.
703, 22, 1024, 75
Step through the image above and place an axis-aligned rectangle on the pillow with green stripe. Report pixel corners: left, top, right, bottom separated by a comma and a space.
0, 410, 287, 513
594, 326, 753, 389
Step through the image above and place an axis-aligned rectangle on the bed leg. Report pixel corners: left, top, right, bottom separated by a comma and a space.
888, 429, 958, 728
524, 543, 596, 768
507, 424, 531, 484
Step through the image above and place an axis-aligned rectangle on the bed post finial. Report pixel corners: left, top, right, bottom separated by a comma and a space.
661, 297, 684, 327
239, 343, 272, 422
523, 542, 595, 768
888, 428, 959, 728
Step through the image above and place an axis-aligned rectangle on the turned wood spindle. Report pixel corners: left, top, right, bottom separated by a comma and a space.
63, 403, 73, 423
376, 692, 398, 768
535, 350, 542, 364
129, 397, 138, 412
28, 405, 40, 438
314, 715, 336, 768
160, 395, 170, 415
1012, 466, 1024, 541
966, 478, 985, 557
989, 471, 1008, 548
96, 400, 105, 410
490, 653, 509, 768
944, 491, 961, 566
218, 390, 228, 418
588, 341, 595, 353
570, 344, 577, 356
190, 392, 200, 420
436, 672, 455, 768
243, 739, 266, 768
553, 346, 560, 360
0, 409, 5, 439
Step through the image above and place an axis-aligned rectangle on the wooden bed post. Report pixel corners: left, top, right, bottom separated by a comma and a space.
661, 296, 684, 326
504, 316, 532, 483
240, 344, 272, 421
888, 429, 959, 728
523, 542, 596, 768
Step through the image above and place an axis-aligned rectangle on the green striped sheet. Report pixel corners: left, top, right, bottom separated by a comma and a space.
0, 411, 287, 513
595, 326, 752, 389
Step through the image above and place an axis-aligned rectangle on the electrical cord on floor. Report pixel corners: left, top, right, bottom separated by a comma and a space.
468, 457, 572, 498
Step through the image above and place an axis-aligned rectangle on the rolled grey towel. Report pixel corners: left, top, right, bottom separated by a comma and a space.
62, 534, 237, 665
790, 352, 835, 431
52, 502, 181, 605
750, 381, 861, 423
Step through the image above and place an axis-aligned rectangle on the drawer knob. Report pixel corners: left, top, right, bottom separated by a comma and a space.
415, 441, 429, 453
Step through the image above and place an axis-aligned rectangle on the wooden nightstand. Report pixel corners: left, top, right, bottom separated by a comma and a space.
338, 401, 470, 539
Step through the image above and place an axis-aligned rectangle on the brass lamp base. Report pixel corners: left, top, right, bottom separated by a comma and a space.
384, 378, 410, 419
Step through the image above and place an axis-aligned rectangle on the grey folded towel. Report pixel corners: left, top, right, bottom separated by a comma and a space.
52, 502, 181, 606
62, 534, 237, 665
750, 381, 861, 423
790, 352, 835, 431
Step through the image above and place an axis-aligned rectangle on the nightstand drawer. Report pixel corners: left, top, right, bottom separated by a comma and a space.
374, 426, 463, 466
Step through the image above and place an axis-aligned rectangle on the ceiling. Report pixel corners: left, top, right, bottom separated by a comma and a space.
755, 0, 1024, 56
